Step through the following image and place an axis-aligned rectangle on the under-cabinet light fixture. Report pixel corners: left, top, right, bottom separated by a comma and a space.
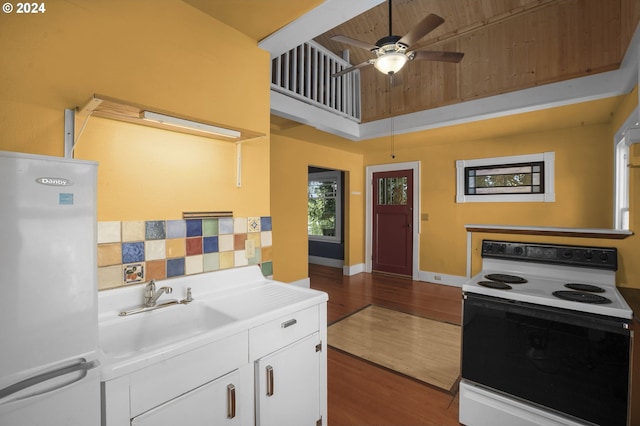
141, 111, 241, 139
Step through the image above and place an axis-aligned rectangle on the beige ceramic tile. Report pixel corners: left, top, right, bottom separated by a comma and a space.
234, 217, 248, 234
261, 230, 272, 247
218, 234, 234, 252
98, 265, 122, 290
98, 243, 122, 267
122, 221, 145, 242
145, 240, 166, 261
97, 221, 121, 244
247, 217, 261, 233
185, 255, 204, 275
234, 250, 248, 267
219, 251, 234, 269
166, 238, 186, 258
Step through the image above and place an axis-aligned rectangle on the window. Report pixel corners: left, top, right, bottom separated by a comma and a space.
465, 162, 544, 195
378, 176, 407, 205
308, 171, 341, 242
456, 152, 555, 203
613, 107, 638, 230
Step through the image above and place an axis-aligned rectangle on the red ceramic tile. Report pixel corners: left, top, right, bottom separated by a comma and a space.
186, 237, 203, 256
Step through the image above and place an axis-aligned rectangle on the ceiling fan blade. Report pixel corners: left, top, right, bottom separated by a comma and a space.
410, 50, 464, 63
331, 61, 374, 77
330, 35, 378, 52
398, 14, 444, 47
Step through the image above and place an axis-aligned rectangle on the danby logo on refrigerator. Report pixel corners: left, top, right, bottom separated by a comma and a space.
35, 177, 74, 186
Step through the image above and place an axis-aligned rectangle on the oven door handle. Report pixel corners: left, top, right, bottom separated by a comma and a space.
463, 292, 631, 335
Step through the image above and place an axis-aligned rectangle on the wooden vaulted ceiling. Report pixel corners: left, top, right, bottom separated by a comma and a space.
313, 0, 640, 122
187, 0, 640, 125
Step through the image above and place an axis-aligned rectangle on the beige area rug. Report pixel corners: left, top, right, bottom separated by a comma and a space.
328, 305, 461, 392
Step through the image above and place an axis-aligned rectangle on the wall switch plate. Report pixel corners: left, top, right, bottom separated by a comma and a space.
245, 239, 256, 258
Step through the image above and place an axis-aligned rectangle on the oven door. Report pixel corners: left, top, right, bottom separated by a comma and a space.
462, 293, 631, 426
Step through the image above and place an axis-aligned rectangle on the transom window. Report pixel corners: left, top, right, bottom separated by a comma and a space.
465, 162, 544, 195
456, 152, 555, 203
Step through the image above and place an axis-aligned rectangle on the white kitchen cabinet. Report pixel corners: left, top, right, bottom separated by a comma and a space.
255, 332, 322, 426
132, 364, 251, 426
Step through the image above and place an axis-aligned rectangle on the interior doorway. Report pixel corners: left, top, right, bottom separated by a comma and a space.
308, 166, 345, 268
366, 162, 420, 280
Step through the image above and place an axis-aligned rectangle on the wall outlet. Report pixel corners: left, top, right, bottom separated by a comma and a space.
245, 239, 256, 258
434, 275, 442, 280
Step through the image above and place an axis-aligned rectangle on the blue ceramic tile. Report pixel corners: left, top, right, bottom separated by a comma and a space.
167, 258, 185, 277
166, 220, 186, 239
145, 221, 166, 240
219, 217, 234, 234
260, 216, 272, 231
186, 219, 202, 237
203, 236, 219, 253
122, 242, 145, 263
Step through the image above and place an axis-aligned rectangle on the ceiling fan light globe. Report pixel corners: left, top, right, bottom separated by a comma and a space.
374, 52, 408, 75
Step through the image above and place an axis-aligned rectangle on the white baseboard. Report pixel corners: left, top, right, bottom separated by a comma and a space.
418, 270, 467, 287
289, 277, 311, 288
343, 263, 365, 276
309, 256, 344, 268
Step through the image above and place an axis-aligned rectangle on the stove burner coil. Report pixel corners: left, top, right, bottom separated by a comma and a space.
478, 280, 512, 290
552, 290, 612, 304
484, 273, 528, 284
564, 283, 605, 293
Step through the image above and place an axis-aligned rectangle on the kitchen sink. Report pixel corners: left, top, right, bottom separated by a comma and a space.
99, 301, 237, 359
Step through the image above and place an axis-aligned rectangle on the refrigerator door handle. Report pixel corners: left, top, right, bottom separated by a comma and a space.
0, 359, 100, 401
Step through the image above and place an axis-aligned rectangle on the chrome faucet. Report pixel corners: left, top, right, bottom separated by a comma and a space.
144, 279, 173, 307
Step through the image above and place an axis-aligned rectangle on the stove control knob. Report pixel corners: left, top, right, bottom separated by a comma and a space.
584, 250, 593, 260
562, 249, 573, 259
497, 244, 505, 253
514, 246, 524, 256
599, 252, 609, 262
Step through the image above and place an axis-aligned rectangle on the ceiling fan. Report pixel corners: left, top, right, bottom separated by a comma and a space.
330, 0, 464, 77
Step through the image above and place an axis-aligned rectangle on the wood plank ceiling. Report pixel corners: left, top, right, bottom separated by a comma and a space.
313, 0, 640, 122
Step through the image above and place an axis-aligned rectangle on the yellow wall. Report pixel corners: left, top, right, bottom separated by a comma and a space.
272, 90, 640, 288
0, 1, 271, 219
270, 134, 364, 282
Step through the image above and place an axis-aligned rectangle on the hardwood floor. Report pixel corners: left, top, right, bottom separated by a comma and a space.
309, 264, 463, 426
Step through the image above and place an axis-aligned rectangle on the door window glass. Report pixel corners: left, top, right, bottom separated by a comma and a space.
377, 177, 407, 205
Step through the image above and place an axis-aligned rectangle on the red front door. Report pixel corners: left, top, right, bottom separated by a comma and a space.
372, 169, 413, 276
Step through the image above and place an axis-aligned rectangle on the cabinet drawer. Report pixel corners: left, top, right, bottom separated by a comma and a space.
249, 305, 319, 359
129, 331, 248, 417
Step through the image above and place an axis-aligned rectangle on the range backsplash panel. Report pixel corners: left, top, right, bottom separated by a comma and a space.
97, 216, 273, 290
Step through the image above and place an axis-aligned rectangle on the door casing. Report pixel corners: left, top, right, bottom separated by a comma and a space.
365, 161, 420, 280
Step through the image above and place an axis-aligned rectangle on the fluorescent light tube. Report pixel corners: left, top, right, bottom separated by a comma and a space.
141, 111, 241, 138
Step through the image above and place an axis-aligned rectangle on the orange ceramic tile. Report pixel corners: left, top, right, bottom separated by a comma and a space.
98, 243, 122, 267
146, 260, 166, 281
261, 246, 273, 262
166, 238, 186, 258
234, 233, 247, 250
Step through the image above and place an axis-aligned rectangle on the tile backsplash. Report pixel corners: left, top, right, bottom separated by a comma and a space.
97, 216, 273, 290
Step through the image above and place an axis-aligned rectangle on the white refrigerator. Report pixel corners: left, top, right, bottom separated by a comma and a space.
0, 151, 101, 425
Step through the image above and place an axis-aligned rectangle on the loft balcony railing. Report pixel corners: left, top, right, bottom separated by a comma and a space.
271, 40, 361, 122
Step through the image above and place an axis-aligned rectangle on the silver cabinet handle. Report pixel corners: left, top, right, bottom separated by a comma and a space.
281, 318, 297, 328
226, 384, 236, 419
266, 365, 274, 396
